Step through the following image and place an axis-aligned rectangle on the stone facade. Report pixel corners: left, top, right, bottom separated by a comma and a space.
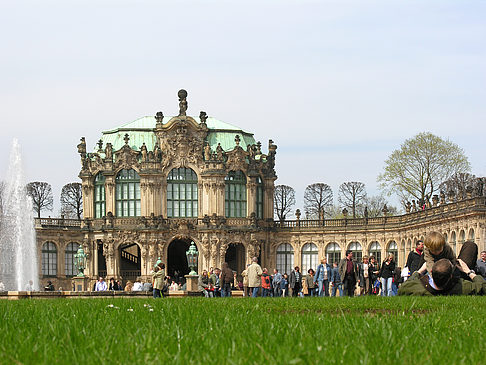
34, 91, 486, 289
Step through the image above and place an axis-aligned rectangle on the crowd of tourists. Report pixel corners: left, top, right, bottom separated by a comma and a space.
193, 231, 486, 298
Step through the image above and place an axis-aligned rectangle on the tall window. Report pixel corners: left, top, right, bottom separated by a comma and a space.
369, 242, 381, 264
256, 176, 264, 219
225, 171, 247, 218
94, 173, 106, 218
468, 229, 475, 241
42, 242, 57, 276
388, 241, 398, 262
167, 168, 198, 218
115, 169, 141, 217
348, 242, 362, 263
326, 243, 341, 266
301, 243, 318, 274
276, 243, 294, 275
65, 242, 80, 277
450, 232, 457, 254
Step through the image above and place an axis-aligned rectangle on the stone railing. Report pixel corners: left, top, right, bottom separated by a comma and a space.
35, 218, 82, 229
275, 196, 486, 230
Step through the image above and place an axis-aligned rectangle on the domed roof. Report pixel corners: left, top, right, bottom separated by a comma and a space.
96, 116, 255, 153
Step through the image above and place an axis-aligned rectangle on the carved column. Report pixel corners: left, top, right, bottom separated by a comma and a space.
247, 180, 257, 217
161, 180, 168, 218
264, 178, 276, 220
105, 176, 116, 216
81, 180, 94, 219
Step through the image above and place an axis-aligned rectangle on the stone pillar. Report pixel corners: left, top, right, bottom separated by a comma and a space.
264, 178, 276, 220
185, 275, 199, 296
105, 176, 116, 216
247, 180, 257, 217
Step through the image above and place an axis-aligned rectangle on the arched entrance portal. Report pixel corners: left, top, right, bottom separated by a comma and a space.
119, 243, 141, 283
167, 239, 192, 284
225, 243, 246, 276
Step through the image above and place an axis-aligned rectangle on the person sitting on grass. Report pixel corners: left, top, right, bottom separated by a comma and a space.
423, 231, 456, 274
399, 241, 485, 296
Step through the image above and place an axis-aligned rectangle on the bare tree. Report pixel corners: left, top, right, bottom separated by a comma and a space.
439, 172, 476, 201
303, 183, 333, 219
60, 182, 83, 219
363, 195, 398, 218
26, 182, 53, 218
338, 181, 367, 218
274, 185, 296, 221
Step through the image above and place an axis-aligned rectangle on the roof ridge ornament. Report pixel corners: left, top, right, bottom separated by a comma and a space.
124, 133, 130, 145
235, 135, 240, 146
199, 111, 208, 125
178, 89, 188, 116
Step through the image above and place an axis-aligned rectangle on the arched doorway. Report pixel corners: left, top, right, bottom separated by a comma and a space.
119, 243, 141, 284
225, 243, 245, 275
97, 240, 107, 279
167, 239, 192, 284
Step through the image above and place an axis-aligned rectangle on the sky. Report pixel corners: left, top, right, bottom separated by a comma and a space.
0, 0, 485, 217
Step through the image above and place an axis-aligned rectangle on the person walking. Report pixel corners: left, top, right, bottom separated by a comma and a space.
247, 257, 263, 297
289, 266, 302, 297
315, 258, 331, 297
379, 254, 395, 297
152, 263, 165, 299
220, 262, 233, 297
338, 250, 359, 297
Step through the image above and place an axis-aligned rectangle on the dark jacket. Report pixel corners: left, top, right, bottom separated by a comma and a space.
406, 250, 423, 274
220, 264, 233, 284
330, 267, 341, 284
289, 270, 302, 289
398, 272, 486, 296
379, 260, 395, 279
338, 258, 359, 282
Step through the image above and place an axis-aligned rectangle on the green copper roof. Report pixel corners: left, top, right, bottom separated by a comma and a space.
95, 116, 255, 153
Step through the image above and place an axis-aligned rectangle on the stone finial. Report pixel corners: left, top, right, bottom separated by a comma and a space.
405, 201, 412, 213
295, 209, 301, 220
256, 141, 262, 155
382, 204, 389, 215
440, 191, 446, 205
235, 135, 240, 146
97, 139, 103, 152
155, 111, 164, 124
448, 190, 455, 202
342, 208, 348, 217
77, 137, 87, 157
432, 194, 439, 207
178, 89, 188, 116
364, 206, 369, 218
124, 133, 130, 145
199, 111, 208, 125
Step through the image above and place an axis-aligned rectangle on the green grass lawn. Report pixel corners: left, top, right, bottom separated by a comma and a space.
1, 296, 485, 365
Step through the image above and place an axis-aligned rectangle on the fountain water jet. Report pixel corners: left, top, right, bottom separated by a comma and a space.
0, 139, 38, 291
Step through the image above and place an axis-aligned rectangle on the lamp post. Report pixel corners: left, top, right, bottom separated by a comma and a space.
185, 241, 199, 276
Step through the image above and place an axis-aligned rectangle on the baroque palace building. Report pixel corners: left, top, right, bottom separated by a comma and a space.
34, 90, 486, 289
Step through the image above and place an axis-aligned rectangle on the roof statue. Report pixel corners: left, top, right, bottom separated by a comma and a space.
178, 89, 188, 116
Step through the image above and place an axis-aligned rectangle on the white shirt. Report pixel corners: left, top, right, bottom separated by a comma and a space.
132, 282, 143, 291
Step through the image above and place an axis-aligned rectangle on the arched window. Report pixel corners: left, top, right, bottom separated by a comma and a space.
225, 171, 247, 218
348, 242, 362, 263
459, 230, 465, 244
42, 242, 57, 276
65, 242, 80, 277
167, 167, 198, 218
369, 242, 381, 264
388, 241, 398, 262
94, 173, 106, 218
256, 176, 264, 219
326, 243, 341, 266
276, 243, 294, 275
468, 229, 475, 241
451, 232, 457, 253
115, 169, 141, 217
301, 243, 318, 273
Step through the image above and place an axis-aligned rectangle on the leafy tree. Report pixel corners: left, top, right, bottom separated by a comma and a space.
363, 195, 398, 218
303, 183, 333, 219
26, 182, 53, 218
378, 132, 471, 205
439, 172, 476, 201
274, 185, 296, 221
338, 181, 366, 218
60, 182, 83, 219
